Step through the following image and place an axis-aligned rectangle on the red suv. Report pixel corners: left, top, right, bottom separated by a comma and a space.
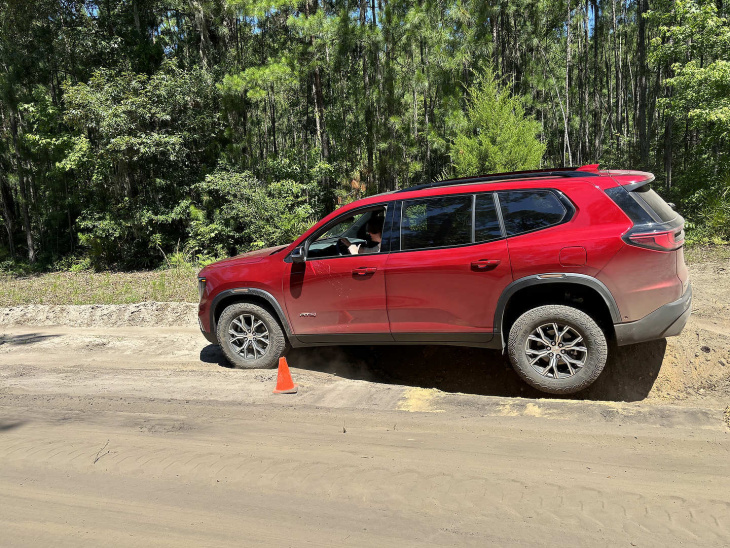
197, 165, 691, 394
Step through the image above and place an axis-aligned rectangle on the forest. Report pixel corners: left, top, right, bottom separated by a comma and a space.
0, 0, 728, 270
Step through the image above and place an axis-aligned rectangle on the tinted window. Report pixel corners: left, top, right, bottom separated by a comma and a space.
498, 191, 567, 236
401, 195, 472, 250
605, 186, 654, 224
474, 193, 502, 242
633, 185, 677, 222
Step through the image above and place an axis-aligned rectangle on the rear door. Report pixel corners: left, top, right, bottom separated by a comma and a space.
384, 193, 512, 343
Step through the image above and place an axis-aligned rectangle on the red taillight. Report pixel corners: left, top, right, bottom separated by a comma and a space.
627, 228, 684, 251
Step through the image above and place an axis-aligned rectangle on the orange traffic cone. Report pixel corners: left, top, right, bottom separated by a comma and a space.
273, 357, 298, 394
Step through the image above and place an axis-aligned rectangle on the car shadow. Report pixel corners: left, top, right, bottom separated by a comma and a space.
0, 333, 60, 346
0, 420, 26, 433
200, 339, 666, 403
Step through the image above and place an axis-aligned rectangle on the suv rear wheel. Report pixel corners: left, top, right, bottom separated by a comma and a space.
507, 305, 607, 394
217, 302, 287, 369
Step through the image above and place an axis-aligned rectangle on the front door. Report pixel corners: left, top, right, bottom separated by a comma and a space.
282, 206, 393, 342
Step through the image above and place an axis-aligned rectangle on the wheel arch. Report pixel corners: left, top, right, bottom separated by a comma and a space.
210, 288, 293, 343
495, 274, 621, 346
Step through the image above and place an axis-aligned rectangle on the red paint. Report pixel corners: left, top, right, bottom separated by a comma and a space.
385, 239, 512, 333
283, 253, 390, 334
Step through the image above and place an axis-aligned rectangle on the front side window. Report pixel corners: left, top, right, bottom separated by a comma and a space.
498, 190, 567, 236
401, 195, 472, 250
307, 207, 387, 259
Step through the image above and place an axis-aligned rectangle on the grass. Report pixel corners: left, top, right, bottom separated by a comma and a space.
684, 245, 730, 265
0, 266, 199, 306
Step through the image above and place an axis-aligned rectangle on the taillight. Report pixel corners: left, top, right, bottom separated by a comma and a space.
627, 228, 684, 251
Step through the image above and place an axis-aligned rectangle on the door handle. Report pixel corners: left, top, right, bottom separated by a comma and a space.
352, 266, 377, 276
471, 259, 501, 271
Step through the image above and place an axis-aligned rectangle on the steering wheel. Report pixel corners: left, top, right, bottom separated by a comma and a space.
336, 238, 350, 255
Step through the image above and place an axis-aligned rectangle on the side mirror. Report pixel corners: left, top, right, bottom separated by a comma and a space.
291, 246, 306, 263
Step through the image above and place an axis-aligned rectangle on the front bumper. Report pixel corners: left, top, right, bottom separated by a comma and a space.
614, 284, 692, 346
199, 317, 218, 345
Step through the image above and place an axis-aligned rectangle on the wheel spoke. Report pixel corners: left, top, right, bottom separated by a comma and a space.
561, 353, 584, 367
528, 335, 547, 345
560, 354, 575, 375
563, 336, 583, 349
542, 354, 557, 377
557, 325, 571, 344
529, 351, 550, 366
237, 340, 250, 356
536, 326, 552, 346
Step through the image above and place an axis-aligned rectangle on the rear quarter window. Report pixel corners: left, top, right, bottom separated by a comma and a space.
498, 190, 568, 236
633, 186, 678, 222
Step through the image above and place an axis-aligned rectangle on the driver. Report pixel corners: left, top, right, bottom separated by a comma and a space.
341, 213, 384, 255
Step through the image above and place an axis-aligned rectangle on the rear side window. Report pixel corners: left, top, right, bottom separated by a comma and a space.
498, 191, 567, 236
401, 195, 472, 250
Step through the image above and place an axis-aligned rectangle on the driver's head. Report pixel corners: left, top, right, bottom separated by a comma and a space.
366, 214, 384, 236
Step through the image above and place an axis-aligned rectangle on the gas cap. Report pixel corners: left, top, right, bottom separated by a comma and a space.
559, 246, 587, 267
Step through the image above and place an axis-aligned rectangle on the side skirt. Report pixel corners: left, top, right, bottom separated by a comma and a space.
292, 332, 501, 349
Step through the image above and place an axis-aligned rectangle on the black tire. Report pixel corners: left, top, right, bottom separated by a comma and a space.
216, 302, 287, 369
507, 305, 608, 395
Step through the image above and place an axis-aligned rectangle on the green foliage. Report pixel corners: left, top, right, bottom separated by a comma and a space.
188, 167, 317, 260
450, 72, 546, 177
649, 0, 730, 242
61, 61, 222, 268
1, 0, 729, 273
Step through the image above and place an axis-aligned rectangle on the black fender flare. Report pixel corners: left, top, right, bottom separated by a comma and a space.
209, 288, 294, 341
494, 273, 622, 342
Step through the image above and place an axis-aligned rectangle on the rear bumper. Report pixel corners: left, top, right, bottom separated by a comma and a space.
614, 284, 692, 346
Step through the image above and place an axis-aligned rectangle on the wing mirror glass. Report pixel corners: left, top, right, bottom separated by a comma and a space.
291, 245, 306, 263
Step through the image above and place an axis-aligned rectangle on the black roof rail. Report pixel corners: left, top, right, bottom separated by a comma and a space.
396, 166, 599, 193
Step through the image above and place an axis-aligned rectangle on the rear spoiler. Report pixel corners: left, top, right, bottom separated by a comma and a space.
607, 170, 655, 192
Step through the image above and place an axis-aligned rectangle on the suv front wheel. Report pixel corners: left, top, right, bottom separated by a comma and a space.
217, 302, 287, 369
507, 305, 608, 394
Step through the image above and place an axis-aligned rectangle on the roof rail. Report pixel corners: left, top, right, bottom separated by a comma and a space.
397, 166, 600, 193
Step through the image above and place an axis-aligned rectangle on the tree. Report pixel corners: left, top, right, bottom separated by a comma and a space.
450, 71, 546, 177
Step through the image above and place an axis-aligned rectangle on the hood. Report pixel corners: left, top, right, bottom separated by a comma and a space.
203, 245, 287, 270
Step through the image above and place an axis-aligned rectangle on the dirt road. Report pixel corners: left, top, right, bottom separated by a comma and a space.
1, 323, 729, 547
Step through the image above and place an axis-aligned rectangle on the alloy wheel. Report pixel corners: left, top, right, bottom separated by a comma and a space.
524, 322, 588, 378
228, 313, 270, 360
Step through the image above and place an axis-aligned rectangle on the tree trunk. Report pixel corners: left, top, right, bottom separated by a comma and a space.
0, 170, 16, 259
637, 0, 649, 166
9, 112, 35, 263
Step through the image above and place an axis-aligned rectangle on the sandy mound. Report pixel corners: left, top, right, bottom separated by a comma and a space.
0, 302, 197, 328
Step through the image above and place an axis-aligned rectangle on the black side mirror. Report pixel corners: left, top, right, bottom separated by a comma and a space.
291, 246, 306, 263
